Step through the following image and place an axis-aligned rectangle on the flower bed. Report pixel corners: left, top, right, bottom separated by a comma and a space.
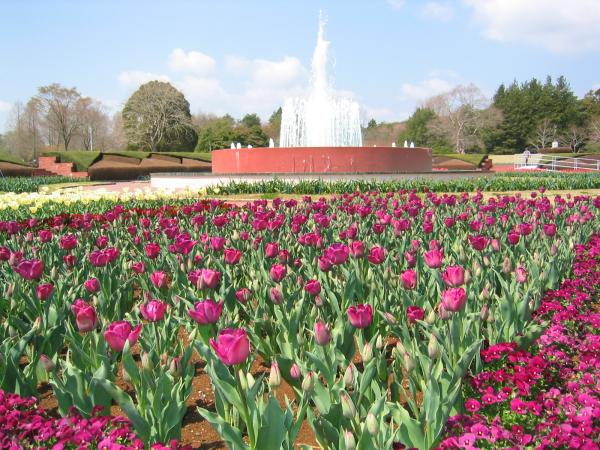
0, 190, 598, 449
439, 235, 600, 449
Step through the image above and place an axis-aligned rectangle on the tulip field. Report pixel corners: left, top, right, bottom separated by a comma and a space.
0, 188, 599, 449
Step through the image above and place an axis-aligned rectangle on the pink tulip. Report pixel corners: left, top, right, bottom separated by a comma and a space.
515, 266, 528, 283
36, 283, 54, 301
350, 241, 365, 258
423, 249, 443, 268
210, 328, 250, 366
542, 223, 557, 237
235, 288, 252, 303
15, 259, 44, 280
210, 236, 226, 251
38, 230, 53, 243
407, 305, 425, 324
404, 251, 417, 268
442, 265, 465, 287
400, 269, 417, 290
508, 231, 520, 245
150, 271, 169, 289
518, 223, 533, 236
188, 299, 223, 324
63, 255, 76, 268
269, 264, 287, 282
140, 299, 168, 322
324, 243, 350, 265
223, 248, 242, 265
491, 239, 500, 252
131, 262, 146, 274
189, 268, 221, 290
347, 304, 373, 328
304, 279, 321, 296
144, 243, 161, 259
290, 363, 302, 379
318, 256, 333, 272
104, 321, 142, 352
71, 299, 98, 332
469, 235, 488, 251
96, 235, 109, 248
367, 246, 386, 265
441, 288, 467, 312
269, 287, 283, 304
84, 277, 100, 293
314, 321, 331, 345
265, 242, 279, 259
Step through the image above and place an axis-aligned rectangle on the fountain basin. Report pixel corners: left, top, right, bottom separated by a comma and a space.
212, 147, 432, 174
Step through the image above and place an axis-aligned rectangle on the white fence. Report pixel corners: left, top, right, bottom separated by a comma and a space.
514, 154, 600, 172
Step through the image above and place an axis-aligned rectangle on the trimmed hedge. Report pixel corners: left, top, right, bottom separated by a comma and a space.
0, 151, 30, 167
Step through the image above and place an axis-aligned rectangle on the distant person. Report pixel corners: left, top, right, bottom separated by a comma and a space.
523, 148, 531, 166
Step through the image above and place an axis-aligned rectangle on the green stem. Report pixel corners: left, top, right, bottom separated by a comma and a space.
236, 369, 256, 448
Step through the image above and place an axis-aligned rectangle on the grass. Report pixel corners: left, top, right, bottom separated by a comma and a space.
0, 151, 30, 166
39, 181, 112, 192
436, 154, 487, 166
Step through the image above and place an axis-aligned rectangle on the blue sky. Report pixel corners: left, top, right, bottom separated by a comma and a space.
1, 0, 599, 132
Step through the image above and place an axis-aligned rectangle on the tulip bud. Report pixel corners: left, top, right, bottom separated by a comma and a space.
343, 430, 356, 450
480, 304, 489, 321
269, 362, 281, 389
168, 357, 182, 378
540, 271, 546, 283
376, 335, 384, 350
428, 334, 440, 360
483, 256, 490, 267
160, 352, 169, 366
237, 369, 248, 390
473, 261, 482, 277
187, 258, 193, 271
340, 391, 357, 419
344, 364, 355, 388
6, 282, 14, 298
502, 256, 512, 274
50, 266, 57, 280
8, 326, 16, 338
458, 247, 466, 263
464, 270, 472, 285
33, 316, 42, 331
302, 371, 315, 393
361, 342, 373, 363
315, 295, 324, 307
231, 230, 239, 241
550, 244, 558, 256
383, 269, 391, 282
486, 311, 495, 323
246, 372, 256, 390
425, 309, 436, 324
141, 352, 152, 371
290, 363, 301, 379
39, 354, 55, 372
366, 412, 379, 436
403, 352, 415, 373
395, 341, 406, 355
383, 312, 396, 325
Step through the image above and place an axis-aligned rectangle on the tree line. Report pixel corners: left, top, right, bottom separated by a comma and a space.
2, 76, 599, 162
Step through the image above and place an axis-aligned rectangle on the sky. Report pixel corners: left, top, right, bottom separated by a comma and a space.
1, 0, 600, 132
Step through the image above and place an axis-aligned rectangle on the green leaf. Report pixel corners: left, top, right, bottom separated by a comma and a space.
197, 407, 247, 450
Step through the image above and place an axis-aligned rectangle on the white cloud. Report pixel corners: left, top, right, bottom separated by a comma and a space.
168, 48, 216, 75
400, 78, 456, 103
0, 100, 11, 112
117, 71, 170, 88
464, 0, 600, 54
421, 2, 454, 22
387, 0, 405, 10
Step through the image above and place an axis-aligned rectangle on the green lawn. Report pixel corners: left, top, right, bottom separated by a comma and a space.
0, 151, 30, 166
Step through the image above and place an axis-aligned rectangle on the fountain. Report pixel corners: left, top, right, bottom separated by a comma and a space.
280, 15, 362, 147
210, 14, 432, 174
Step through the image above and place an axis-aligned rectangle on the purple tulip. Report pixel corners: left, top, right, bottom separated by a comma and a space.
36, 283, 54, 301
324, 243, 350, 265
210, 328, 250, 366
400, 269, 417, 289
269, 263, 287, 282
59, 234, 78, 250
304, 279, 321, 296
140, 299, 167, 322
407, 305, 425, 324
423, 249, 444, 269
144, 243, 161, 259
188, 299, 223, 325
469, 235, 488, 251
150, 271, 169, 289
235, 288, 252, 303
350, 241, 365, 258
84, 277, 101, 293
223, 248, 242, 265
71, 299, 98, 332
441, 288, 467, 312
265, 242, 279, 259
367, 246, 386, 265
104, 321, 142, 352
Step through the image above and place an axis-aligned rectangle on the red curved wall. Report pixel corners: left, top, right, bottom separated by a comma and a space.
211, 147, 432, 174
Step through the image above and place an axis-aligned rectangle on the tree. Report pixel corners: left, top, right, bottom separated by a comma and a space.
396, 108, 440, 148
564, 125, 588, 152
264, 107, 282, 143
240, 113, 262, 129
424, 84, 501, 153
367, 118, 377, 129
35, 83, 85, 151
76, 98, 111, 151
195, 115, 236, 151
122, 81, 197, 152
529, 118, 557, 151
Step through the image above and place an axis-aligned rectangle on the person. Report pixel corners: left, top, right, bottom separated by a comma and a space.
523, 148, 531, 166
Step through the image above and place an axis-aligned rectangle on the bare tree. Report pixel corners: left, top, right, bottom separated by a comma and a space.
564, 126, 588, 152
529, 118, 557, 151
424, 84, 500, 152
75, 98, 111, 150
36, 83, 83, 151
589, 117, 600, 143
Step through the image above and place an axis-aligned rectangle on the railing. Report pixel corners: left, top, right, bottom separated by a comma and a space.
514, 154, 600, 172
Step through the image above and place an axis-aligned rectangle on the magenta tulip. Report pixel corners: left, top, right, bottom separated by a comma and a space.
84, 277, 101, 293
508, 231, 520, 245
324, 243, 350, 265
269, 263, 287, 282
71, 299, 98, 332
104, 321, 142, 352
188, 299, 223, 324
407, 305, 425, 324
469, 235, 488, 251
223, 248, 242, 265
269, 287, 283, 304
36, 283, 54, 301
189, 268, 221, 289
350, 241, 365, 258
441, 288, 467, 312
318, 256, 333, 272
15, 259, 44, 280
423, 249, 443, 268
304, 279, 321, 296
150, 271, 169, 289
442, 265, 465, 287
144, 243, 161, 259
265, 242, 279, 259
400, 269, 417, 289
515, 266, 528, 283
367, 246, 386, 265
131, 261, 146, 274
347, 304, 373, 328
210, 328, 250, 366
59, 234, 78, 250
314, 321, 331, 345
210, 236, 226, 251
235, 288, 252, 303
140, 299, 168, 322
542, 223, 557, 237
